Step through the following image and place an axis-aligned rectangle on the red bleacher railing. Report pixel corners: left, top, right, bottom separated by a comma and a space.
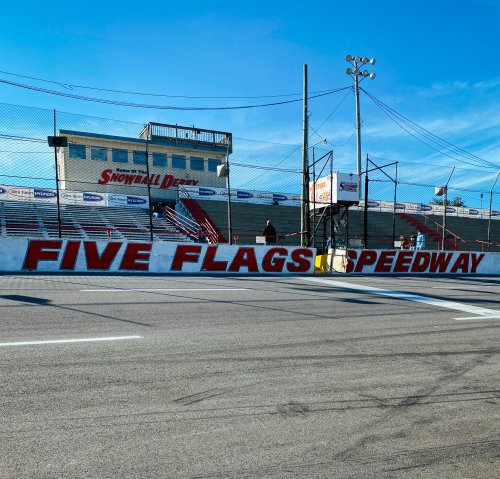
178, 184, 225, 243
163, 205, 201, 242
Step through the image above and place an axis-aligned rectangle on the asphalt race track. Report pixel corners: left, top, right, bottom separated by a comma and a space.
1, 274, 499, 478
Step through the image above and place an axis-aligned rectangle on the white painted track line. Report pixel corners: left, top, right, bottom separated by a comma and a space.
0, 336, 143, 348
301, 277, 500, 321
80, 288, 248, 292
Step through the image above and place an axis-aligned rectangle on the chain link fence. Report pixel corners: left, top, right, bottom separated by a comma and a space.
0, 101, 498, 248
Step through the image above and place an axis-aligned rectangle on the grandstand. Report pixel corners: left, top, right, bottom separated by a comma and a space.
1, 194, 499, 253
0, 200, 192, 243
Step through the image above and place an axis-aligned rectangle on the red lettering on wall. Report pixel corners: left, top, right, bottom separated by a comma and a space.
160, 175, 174, 189
429, 252, 453, 273
411, 252, 431, 272
354, 250, 377, 272
171, 244, 202, 271
202, 246, 228, 271
471, 253, 485, 273
262, 248, 288, 272
60, 241, 81, 270
228, 247, 259, 272
393, 251, 413, 273
23, 240, 62, 270
287, 248, 314, 273
84, 241, 122, 270
450, 253, 469, 273
119, 243, 151, 271
374, 251, 396, 273
98, 169, 112, 185
345, 250, 357, 273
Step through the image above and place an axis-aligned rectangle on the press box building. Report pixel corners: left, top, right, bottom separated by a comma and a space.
57, 122, 232, 204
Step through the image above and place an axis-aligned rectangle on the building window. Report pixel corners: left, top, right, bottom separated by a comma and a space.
152, 152, 167, 167
208, 158, 220, 172
133, 151, 147, 165
91, 146, 107, 161
112, 148, 128, 163
190, 156, 204, 171
172, 155, 186, 169
69, 144, 86, 159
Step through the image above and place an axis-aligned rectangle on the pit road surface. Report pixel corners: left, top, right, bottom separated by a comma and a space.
1, 274, 499, 478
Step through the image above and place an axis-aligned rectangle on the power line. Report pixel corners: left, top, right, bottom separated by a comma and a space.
362, 87, 500, 170
0, 69, 340, 99
0, 75, 351, 109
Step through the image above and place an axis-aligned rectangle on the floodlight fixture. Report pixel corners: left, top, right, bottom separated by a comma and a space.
346, 54, 352, 61
369, 58, 376, 65
362, 58, 368, 64
346, 68, 353, 74
369, 73, 376, 79
362, 70, 369, 76
354, 56, 361, 62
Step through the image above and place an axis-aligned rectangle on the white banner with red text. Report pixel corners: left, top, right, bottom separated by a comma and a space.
341, 249, 500, 274
2, 238, 316, 274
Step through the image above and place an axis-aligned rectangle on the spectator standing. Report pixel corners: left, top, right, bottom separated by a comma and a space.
416, 229, 426, 250
399, 235, 410, 249
409, 232, 416, 250
263, 219, 277, 245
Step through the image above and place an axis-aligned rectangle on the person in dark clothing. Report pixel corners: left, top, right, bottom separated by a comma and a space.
263, 219, 277, 245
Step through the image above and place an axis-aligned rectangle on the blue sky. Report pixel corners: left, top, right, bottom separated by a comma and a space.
0, 0, 499, 203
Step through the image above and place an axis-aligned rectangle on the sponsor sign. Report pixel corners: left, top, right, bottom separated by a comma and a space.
310, 173, 360, 208
107, 194, 148, 208
60, 190, 83, 205
236, 190, 253, 199
6, 238, 315, 274
83, 192, 106, 205
182, 186, 301, 207
7, 187, 32, 202
33, 189, 57, 203
343, 249, 498, 274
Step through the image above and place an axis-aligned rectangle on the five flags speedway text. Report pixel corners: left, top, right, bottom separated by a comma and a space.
3, 239, 497, 274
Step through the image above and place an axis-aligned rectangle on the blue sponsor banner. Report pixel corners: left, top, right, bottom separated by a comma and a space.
468, 209, 479, 215
236, 190, 253, 199
83, 193, 104, 202
273, 194, 288, 202
367, 201, 380, 208
199, 188, 216, 196
34, 189, 57, 199
127, 196, 146, 205
420, 204, 433, 212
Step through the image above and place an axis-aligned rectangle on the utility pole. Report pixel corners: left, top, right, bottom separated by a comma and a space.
301, 64, 309, 247
345, 55, 376, 200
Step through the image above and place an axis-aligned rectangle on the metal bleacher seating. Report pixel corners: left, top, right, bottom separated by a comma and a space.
0, 200, 192, 243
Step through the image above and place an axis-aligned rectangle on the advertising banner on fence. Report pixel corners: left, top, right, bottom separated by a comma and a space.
343, 249, 500, 274
181, 185, 301, 207
355, 199, 499, 220
0, 184, 149, 209
3, 238, 316, 274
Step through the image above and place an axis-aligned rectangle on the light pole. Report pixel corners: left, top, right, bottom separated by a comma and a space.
345, 55, 376, 200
